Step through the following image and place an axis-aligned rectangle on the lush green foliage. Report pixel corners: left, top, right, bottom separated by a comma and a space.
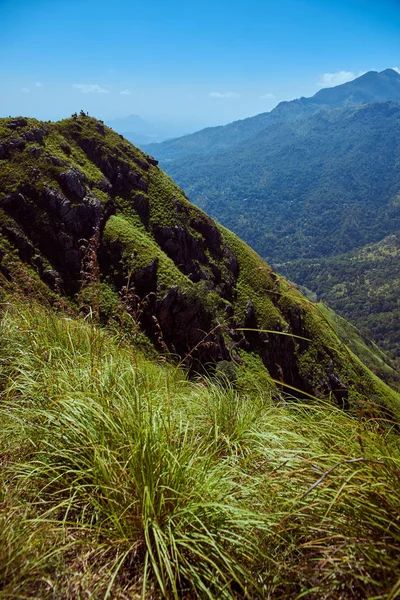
149, 95, 400, 360
285, 233, 400, 359
1, 298, 400, 598
157, 103, 400, 263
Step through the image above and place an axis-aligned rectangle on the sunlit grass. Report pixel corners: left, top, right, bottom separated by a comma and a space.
1, 299, 400, 598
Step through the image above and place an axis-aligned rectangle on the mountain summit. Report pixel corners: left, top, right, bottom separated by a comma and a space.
273, 68, 400, 119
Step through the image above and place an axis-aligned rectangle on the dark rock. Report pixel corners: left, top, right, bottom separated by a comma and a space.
134, 157, 150, 171
48, 155, 66, 166
147, 155, 158, 166
224, 245, 240, 279
33, 128, 46, 145
225, 303, 234, 318
243, 299, 257, 328
60, 143, 71, 156
3, 226, 35, 261
96, 123, 105, 135
58, 231, 74, 250
1, 192, 31, 218
32, 254, 44, 272
42, 269, 60, 289
64, 248, 82, 272
22, 131, 35, 142
62, 196, 102, 236
7, 118, 28, 129
96, 177, 112, 195
0, 145, 4, 159
100, 158, 115, 179
133, 258, 159, 296
6, 138, 26, 152
136, 176, 147, 191
209, 262, 221, 283
59, 167, 87, 199
133, 194, 149, 226
154, 225, 207, 273
43, 186, 71, 218
30, 147, 42, 158
153, 285, 229, 365
191, 217, 223, 258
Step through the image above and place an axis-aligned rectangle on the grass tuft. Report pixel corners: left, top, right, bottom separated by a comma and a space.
1, 298, 400, 598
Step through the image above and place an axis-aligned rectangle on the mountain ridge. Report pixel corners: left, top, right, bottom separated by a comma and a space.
0, 113, 398, 414
144, 68, 400, 159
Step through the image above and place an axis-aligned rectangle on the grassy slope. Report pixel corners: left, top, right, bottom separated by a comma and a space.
1, 297, 400, 599
317, 303, 400, 391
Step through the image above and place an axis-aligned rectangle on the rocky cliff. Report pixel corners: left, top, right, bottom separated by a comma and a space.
0, 114, 398, 416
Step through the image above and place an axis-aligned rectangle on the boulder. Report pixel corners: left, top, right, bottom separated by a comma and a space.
33, 128, 46, 145
22, 131, 36, 142
7, 118, 28, 129
59, 167, 87, 199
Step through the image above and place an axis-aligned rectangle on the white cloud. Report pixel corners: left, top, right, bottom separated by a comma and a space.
259, 93, 275, 99
119, 89, 131, 95
72, 83, 109, 94
21, 87, 30, 93
392, 66, 400, 74
35, 82, 42, 87
317, 71, 356, 88
209, 91, 241, 98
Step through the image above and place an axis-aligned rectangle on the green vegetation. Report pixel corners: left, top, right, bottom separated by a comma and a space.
146, 71, 400, 359
317, 303, 400, 391
1, 297, 400, 599
159, 102, 400, 263
1, 111, 400, 598
284, 233, 400, 359
2, 112, 398, 406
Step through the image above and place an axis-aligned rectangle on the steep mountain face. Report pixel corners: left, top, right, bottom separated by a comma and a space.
0, 114, 398, 415
144, 69, 400, 159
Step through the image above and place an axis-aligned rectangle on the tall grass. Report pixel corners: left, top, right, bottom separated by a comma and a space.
1, 298, 400, 598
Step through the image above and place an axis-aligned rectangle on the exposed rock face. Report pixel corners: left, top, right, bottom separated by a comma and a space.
59, 167, 87, 199
7, 118, 28, 129
154, 286, 229, 363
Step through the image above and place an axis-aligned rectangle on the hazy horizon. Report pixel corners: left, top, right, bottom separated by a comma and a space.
1, 0, 399, 136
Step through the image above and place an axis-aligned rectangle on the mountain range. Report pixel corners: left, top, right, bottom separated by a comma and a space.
145, 69, 400, 357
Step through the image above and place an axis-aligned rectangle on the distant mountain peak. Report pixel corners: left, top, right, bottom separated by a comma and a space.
381, 67, 400, 78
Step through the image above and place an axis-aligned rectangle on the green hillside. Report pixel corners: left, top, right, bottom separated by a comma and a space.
145, 71, 400, 360
283, 233, 400, 359
1, 113, 400, 598
1, 113, 397, 410
156, 101, 400, 263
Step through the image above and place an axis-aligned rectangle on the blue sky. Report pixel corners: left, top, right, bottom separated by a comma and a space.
0, 0, 399, 130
